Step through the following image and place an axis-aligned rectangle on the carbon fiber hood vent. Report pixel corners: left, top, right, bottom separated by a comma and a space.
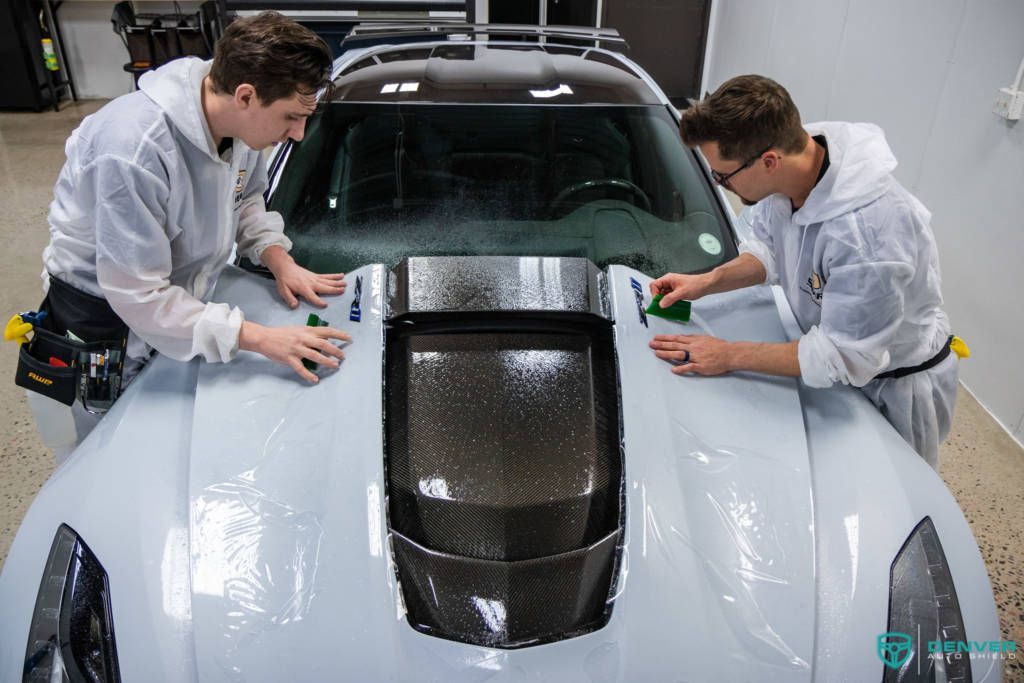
385, 257, 623, 648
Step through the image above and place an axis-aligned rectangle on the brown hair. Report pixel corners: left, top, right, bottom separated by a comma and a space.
680, 75, 807, 160
209, 11, 332, 104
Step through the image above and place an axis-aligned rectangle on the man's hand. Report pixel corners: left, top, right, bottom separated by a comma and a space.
239, 321, 352, 384
650, 255, 769, 307
649, 334, 734, 375
649, 272, 713, 308
261, 245, 346, 309
649, 335, 801, 378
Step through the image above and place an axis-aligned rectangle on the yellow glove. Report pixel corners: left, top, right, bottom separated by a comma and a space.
950, 336, 970, 359
4, 314, 33, 345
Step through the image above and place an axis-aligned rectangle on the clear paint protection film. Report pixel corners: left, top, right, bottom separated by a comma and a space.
187, 264, 394, 680
606, 265, 816, 679
183, 260, 815, 681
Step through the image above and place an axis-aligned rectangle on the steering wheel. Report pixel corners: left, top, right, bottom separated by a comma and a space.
549, 178, 653, 217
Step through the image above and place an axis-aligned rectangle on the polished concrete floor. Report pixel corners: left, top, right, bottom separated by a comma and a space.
1, 100, 1021, 678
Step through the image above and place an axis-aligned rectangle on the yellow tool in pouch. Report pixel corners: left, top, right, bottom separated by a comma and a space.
950, 336, 970, 359
4, 314, 33, 345
5, 311, 46, 345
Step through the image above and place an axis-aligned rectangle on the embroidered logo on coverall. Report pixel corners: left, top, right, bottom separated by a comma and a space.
802, 271, 824, 306
233, 170, 247, 205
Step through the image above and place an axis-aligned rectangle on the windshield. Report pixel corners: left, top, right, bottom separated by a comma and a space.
268, 103, 736, 277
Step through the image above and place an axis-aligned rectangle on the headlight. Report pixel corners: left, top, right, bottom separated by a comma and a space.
24, 525, 121, 683
883, 517, 970, 683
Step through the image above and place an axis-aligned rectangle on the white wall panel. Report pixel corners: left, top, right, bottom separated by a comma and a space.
705, 0, 776, 95
825, 0, 966, 191
913, 1, 1024, 443
763, 0, 849, 122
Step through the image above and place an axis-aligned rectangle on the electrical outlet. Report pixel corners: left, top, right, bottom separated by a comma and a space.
993, 86, 1024, 120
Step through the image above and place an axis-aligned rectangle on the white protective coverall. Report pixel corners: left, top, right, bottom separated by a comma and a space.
34, 57, 292, 460
738, 121, 957, 468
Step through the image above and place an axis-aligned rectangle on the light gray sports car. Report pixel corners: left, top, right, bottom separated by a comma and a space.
0, 24, 1002, 682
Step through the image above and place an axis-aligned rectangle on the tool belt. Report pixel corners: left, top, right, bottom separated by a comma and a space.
12, 276, 129, 413
875, 335, 961, 380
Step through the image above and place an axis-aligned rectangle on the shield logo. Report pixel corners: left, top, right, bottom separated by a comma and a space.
233, 170, 247, 204
877, 632, 914, 670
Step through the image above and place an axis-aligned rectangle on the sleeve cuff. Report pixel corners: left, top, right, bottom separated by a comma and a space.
191, 302, 245, 363
738, 238, 778, 284
798, 325, 890, 388
251, 235, 293, 266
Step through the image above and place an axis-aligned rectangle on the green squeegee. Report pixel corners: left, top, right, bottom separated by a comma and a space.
303, 313, 329, 371
645, 294, 691, 323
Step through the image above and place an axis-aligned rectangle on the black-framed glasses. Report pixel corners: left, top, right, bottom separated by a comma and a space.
710, 145, 774, 186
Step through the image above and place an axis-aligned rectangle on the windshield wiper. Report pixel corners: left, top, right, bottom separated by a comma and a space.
394, 117, 406, 210
328, 144, 345, 210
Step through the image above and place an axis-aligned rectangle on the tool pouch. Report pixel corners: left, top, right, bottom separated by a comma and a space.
15, 277, 129, 413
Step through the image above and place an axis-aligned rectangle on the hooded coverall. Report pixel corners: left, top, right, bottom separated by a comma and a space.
739, 122, 957, 468
34, 57, 293, 459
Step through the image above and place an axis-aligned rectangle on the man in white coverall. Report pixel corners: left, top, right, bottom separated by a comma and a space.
34, 12, 349, 458
649, 75, 960, 468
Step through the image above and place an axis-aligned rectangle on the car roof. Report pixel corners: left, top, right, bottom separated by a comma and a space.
328, 42, 663, 105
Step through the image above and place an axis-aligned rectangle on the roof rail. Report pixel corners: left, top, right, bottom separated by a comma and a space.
220, 0, 464, 10
341, 23, 629, 51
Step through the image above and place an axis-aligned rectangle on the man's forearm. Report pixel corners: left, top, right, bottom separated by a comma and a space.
728, 339, 801, 377
238, 320, 266, 354
705, 253, 768, 295
259, 244, 292, 273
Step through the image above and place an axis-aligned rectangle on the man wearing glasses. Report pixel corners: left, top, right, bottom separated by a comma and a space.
648, 74, 959, 468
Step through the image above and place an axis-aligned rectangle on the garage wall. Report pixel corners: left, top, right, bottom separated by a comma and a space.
59, 1, 202, 99
704, 0, 1024, 446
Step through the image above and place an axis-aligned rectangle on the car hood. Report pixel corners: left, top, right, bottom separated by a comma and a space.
181, 257, 815, 680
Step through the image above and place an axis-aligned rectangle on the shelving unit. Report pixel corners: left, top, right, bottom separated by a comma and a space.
0, 0, 77, 111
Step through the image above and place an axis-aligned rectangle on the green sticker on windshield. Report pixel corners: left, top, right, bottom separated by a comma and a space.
698, 233, 722, 256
